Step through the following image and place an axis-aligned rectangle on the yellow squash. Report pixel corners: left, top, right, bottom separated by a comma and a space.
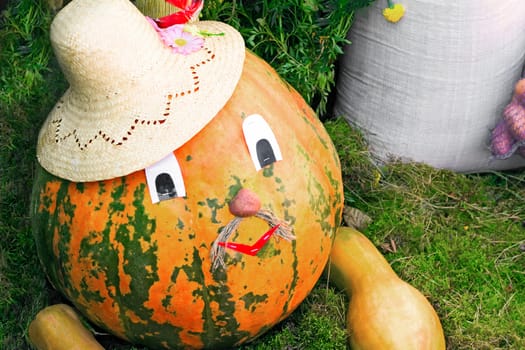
28, 304, 104, 350
329, 227, 446, 350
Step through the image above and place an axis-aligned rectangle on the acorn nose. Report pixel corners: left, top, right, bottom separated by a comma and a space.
229, 188, 261, 217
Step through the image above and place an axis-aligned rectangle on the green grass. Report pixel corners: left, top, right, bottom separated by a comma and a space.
1, 1, 524, 349
1, 1, 66, 348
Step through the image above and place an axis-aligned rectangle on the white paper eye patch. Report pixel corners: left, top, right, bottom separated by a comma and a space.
242, 114, 282, 171
145, 152, 186, 203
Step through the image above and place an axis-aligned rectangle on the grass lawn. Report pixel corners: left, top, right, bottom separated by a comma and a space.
1, 1, 524, 349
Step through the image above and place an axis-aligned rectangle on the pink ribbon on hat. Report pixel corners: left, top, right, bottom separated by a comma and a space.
155, 0, 204, 28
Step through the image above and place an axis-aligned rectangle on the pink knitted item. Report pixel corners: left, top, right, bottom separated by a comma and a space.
491, 121, 515, 158
503, 103, 525, 141
490, 79, 525, 160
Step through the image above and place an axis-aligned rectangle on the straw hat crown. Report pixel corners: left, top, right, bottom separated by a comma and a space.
37, 0, 245, 182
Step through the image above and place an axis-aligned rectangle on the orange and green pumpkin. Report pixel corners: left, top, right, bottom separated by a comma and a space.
31, 51, 343, 349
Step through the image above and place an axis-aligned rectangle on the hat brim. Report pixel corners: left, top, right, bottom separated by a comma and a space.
37, 0, 245, 182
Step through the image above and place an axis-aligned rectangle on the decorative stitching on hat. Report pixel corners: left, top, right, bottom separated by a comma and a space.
51, 47, 217, 151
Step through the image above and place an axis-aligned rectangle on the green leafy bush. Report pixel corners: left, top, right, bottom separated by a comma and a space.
201, 0, 375, 117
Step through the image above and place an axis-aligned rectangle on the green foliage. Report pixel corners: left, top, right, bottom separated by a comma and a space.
0, 1, 66, 349
202, 0, 375, 117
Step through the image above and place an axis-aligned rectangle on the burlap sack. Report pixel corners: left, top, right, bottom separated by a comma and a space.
334, 0, 525, 172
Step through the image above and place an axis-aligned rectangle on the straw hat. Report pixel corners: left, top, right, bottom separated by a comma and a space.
37, 0, 245, 182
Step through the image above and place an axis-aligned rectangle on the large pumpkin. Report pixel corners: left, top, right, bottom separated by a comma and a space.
31, 50, 343, 349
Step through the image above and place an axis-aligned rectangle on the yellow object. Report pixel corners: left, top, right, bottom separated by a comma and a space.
328, 227, 446, 350
383, 3, 405, 23
135, 0, 179, 18
28, 304, 104, 350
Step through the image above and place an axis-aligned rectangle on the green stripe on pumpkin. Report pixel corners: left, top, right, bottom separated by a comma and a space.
280, 238, 299, 317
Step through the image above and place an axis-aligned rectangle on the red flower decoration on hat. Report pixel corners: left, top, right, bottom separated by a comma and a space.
155, 0, 204, 28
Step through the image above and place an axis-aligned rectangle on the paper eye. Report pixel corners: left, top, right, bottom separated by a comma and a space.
242, 114, 283, 171
145, 153, 186, 203
155, 173, 178, 200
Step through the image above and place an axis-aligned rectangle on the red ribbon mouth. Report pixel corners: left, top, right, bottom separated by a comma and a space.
218, 224, 280, 256
210, 209, 295, 270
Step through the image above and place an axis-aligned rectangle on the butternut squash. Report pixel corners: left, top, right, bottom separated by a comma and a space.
28, 304, 104, 350
329, 227, 446, 350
